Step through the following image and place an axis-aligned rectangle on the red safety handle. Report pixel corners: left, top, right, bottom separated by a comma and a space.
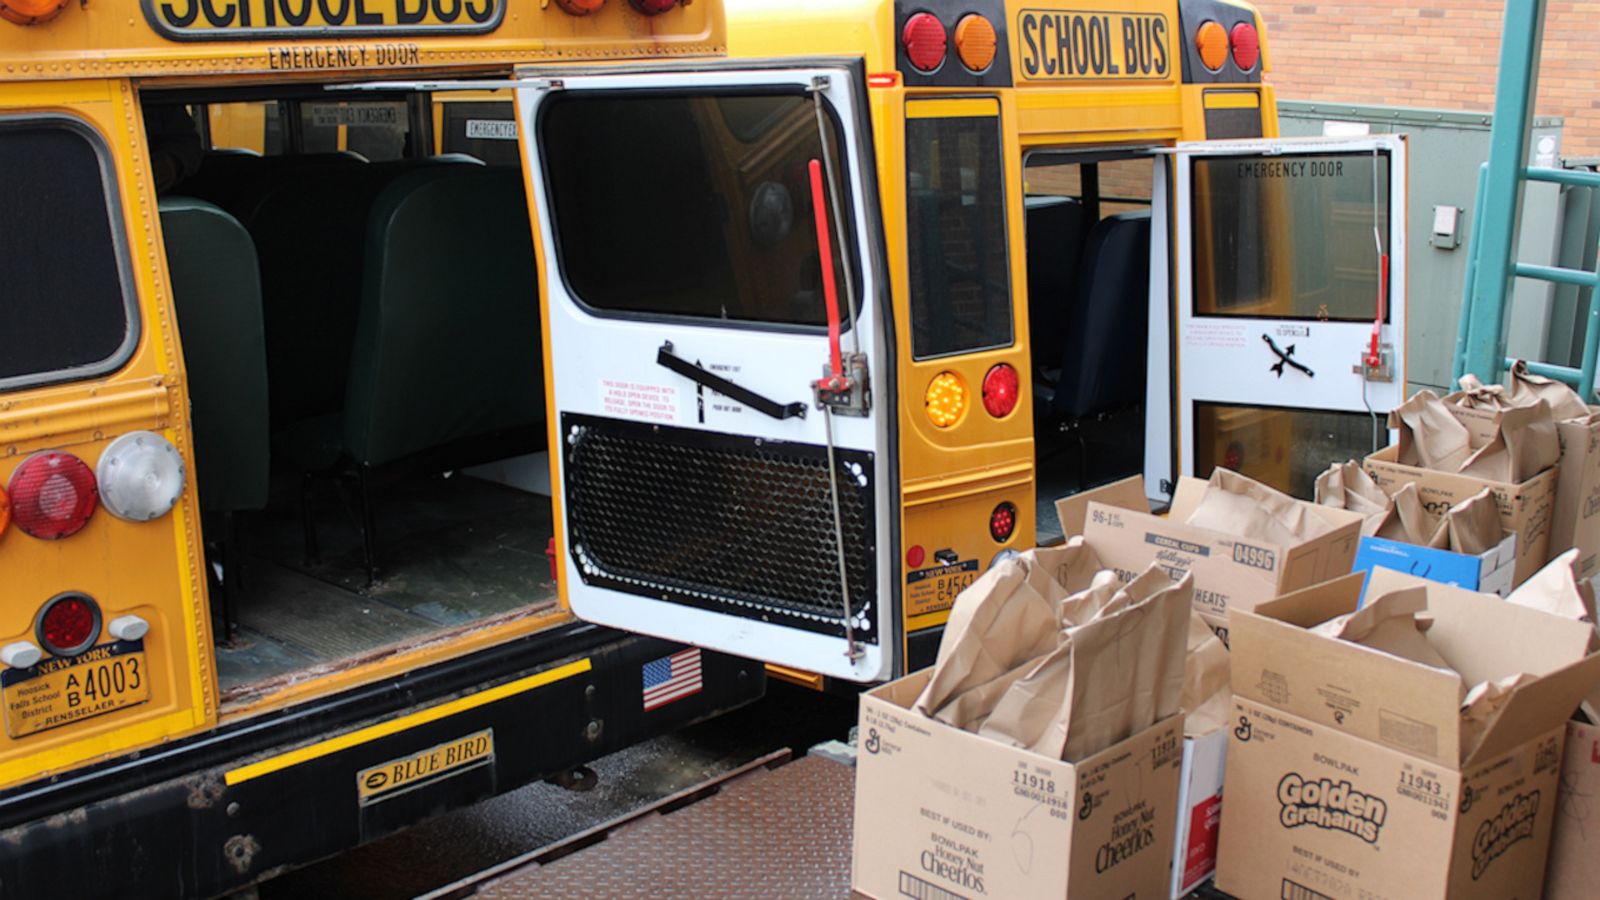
1367, 253, 1389, 368
808, 158, 845, 385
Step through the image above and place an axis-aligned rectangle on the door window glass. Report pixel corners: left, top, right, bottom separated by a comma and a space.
540, 90, 855, 328
1192, 151, 1391, 321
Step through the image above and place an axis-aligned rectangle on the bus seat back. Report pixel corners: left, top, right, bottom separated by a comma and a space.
1052, 211, 1152, 420
158, 197, 271, 512
344, 167, 545, 467
1024, 197, 1089, 378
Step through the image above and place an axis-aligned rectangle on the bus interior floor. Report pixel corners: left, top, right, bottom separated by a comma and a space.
1035, 427, 1146, 544
214, 472, 559, 696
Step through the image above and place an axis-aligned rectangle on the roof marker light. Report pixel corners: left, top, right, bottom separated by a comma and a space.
901, 12, 948, 73
1230, 21, 1261, 71
954, 14, 997, 73
1195, 20, 1228, 71
0, 0, 67, 25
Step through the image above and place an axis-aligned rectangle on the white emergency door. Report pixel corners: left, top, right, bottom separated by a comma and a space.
1146, 135, 1407, 499
518, 64, 897, 682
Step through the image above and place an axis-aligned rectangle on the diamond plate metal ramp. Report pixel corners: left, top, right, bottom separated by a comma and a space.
422, 750, 855, 900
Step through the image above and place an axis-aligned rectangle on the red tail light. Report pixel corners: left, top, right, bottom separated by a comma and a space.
8, 450, 98, 539
630, 0, 677, 14
1230, 22, 1260, 71
37, 592, 101, 657
982, 363, 1020, 418
901, 12, 948, 73
989, 502, 1017, 543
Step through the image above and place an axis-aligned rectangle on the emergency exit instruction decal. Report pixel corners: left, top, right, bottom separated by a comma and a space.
600, 379, 680, 424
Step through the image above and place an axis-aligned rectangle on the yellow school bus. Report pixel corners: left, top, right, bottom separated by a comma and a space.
400, 2, 1404, 703
0, 0, 1407, 891
0, 2, 773, 898
522, 0, 1403, 685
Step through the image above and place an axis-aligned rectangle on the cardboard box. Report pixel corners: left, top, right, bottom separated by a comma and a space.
1551, 414, 1600, 581
1351, 532, 1518, 598
1170, 728, 1227, 899
1079, 476, 1363, 622
1215, 569, 1600, 899
1365, 444, 1558, 587
852, 668, 1184, 900
1544, 718, 1600, 899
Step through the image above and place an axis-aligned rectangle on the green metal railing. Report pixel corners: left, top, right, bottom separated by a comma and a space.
1451, 0, 1600, 399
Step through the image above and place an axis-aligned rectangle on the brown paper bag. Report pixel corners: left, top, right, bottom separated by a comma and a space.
1393, 390, 1475, 472
1506, 548, 1598, 624
1315, 461, 1393, 534
1460, 672, 1537, 762
1183, 613, 1231, 736
1426, 488, 1504, 555
1395, 387, 1560, 482
1185, 468, 1334, 545
915, 539, 1103, 727
978, 566, 1191, 761
1311, 586, 1453, 671
1509, 360, 1593, 421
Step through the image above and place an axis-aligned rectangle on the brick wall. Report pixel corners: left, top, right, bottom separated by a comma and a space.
1255, 1, 1600, 156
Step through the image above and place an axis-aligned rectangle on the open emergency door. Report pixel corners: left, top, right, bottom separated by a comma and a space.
1147, 135, 1407, 500
517, 63, 897, 682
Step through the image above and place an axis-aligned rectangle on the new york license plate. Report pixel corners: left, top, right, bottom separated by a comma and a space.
2, 640, 149, 738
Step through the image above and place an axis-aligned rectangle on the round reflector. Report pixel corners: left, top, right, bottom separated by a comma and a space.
906, 544, 926, 569
0, 0, 68, 25
8, 451, 98, 540
97, 430, 186, 523
953, 14, 997, 72
1195, 20, 1228, 71
989, 502, 1017, 543
901, 12, 948, 73
1230, 22, 1260, 71
981, 363, 1020, 418
554, 0, 605, 15
924, 372, 968, 428
36, 592, 101, 657
630, 0, 677, 14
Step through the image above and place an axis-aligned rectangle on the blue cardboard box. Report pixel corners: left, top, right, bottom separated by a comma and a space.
1352, 533, 1517, 601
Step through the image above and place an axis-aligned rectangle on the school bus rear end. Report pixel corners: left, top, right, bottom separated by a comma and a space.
0, 2, 771, 897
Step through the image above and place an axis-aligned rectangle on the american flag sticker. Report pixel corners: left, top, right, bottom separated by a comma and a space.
642, 648, 703, 711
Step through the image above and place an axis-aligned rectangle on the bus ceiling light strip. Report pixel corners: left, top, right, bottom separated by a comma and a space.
0, 0, 67, 25
8, 450, 98, 540
97, 430, 186, 523
36, 592, 101, 658
953, 14, 997, 73
902, 12, 948, 73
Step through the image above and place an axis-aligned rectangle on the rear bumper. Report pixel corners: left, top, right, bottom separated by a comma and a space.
0, 623, 764, 899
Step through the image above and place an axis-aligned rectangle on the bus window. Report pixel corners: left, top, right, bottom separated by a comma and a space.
301, 100, 410, 160
207, 101, 282, 155
1193, 402, 1389, 498
0, 118, 135, 388
905, 109, 1011, 359
540, 91, 853, 328
438, 98, 520, 165
1191, 151, 1391, 320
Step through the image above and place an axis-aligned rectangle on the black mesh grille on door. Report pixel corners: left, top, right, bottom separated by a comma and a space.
562, 413, 877, 642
